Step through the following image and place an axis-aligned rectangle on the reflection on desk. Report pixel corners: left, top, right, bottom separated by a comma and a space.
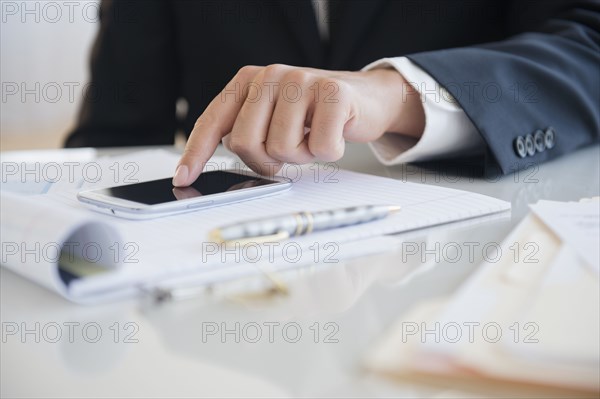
1, 144, 599, 398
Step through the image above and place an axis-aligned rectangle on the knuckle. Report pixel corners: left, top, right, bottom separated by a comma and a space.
269, 114, 288, 132
319, 76, 343, 89
236, 65, 259, 80
318, 77, 347, 102
228, 134, 253, 154
181, 144, 201, 161
283, 69, 311, 86
194, 111, 219, 129
309, 140, 344, 162
265, 140, 291, 159
313, 114, 340, 134
262, 63, 287, 81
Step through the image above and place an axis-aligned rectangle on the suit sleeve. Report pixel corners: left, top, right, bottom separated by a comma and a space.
406, 0, 600, 174
64, 0, 179, 147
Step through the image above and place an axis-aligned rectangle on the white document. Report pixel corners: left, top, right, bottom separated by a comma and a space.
530, 200, 600, 275
366, 199, 600, 393
1, 149, 510, 304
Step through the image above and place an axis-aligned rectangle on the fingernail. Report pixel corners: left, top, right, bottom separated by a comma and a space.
172, 165, 189, 187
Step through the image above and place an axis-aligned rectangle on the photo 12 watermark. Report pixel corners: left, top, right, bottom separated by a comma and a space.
400, 321, 539, 344
202, 160, 340, 185
1, 1, 139, 25
1, 81, 139, 105
1, 240, 140, 265
2, 321, 140, 344
201, 321, 340, 344
1, 160, 140, 185
401, 240, 539, 264
202, 240, 340, 265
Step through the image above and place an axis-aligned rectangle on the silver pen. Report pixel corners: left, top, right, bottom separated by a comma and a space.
209, 205, 401, 245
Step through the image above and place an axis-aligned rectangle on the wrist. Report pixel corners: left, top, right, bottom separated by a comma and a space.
368, 68, 425, 139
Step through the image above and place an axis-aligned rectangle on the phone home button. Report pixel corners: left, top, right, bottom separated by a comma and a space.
186, 201, 213, 209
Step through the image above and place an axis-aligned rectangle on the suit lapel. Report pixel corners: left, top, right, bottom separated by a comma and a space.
329, 0, 386, 68
276, 1, 325, 67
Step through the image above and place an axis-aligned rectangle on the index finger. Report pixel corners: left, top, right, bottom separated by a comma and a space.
173, 66, 260, 187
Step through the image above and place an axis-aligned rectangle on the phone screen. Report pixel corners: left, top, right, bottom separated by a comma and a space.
95, 171, 278, 205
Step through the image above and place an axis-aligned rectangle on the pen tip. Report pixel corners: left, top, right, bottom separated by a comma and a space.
388, 206, 402, 214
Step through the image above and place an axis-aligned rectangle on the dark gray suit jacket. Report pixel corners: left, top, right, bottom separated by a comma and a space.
66, 0, 600, 174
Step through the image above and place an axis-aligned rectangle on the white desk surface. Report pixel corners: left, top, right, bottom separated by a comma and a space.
2, 143, 599, 398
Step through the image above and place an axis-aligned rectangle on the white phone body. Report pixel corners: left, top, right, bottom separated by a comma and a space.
77, 169, 292, 220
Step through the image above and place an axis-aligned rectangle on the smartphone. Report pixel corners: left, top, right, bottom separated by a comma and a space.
77, 170, 292, 219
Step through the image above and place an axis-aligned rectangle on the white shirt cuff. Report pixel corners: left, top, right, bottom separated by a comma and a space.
362, 57, 485, 165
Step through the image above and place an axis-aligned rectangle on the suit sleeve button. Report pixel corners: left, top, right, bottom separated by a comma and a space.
514, 136, 527, 158
534, 130, 546, 152
525, 134, 535, 156
544, 127, 556, 149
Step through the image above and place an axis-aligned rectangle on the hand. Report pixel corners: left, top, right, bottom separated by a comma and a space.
173, 64, 425, 186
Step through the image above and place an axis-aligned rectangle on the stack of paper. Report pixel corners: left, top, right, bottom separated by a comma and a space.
365, 199, 600, 395
1, 149, 510, 304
